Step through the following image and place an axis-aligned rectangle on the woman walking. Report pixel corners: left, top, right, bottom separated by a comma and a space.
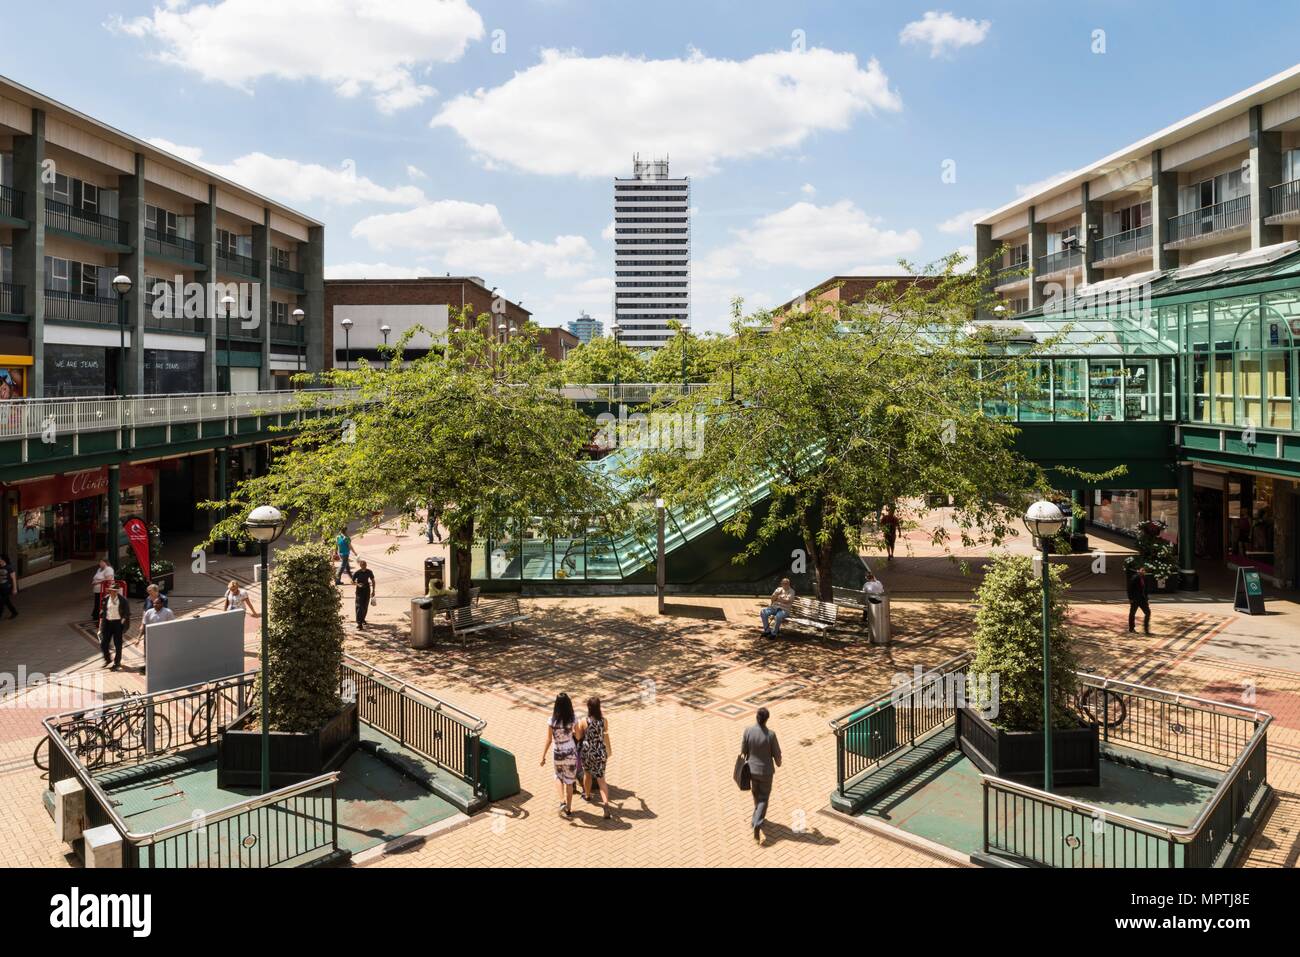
540, 693, 579, 818
224, 580, 259, 617
576, 697, 613, 819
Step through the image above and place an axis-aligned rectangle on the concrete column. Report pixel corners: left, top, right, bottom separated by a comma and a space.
118, 152, 147, 394
53, 778, 86, 844
12, 108, 45, 395
108, 464, 120, 568
1027, 206, 1047, 309
303, 225, 325, 374
1081, 181, 1103, 285
196, 185, 219, 392
82, 824, 124, 868
1177, 462, 1199, 591
1250, 105, 1283, 249
974, 223, 995, 319
1152, 149, 1180, 272
253, 212, 271, 390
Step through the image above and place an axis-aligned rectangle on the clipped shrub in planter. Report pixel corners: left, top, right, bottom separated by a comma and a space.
962, 554, 1099, 786
218, 542, 357, 787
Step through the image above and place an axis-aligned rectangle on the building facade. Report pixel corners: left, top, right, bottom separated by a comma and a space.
613, 156, 689, 350
567, 312, 603, 343
324, 276, 530, 367
976, 63, 1300, 590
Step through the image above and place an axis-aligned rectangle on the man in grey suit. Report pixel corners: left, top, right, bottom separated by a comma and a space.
740, 707, 782, 844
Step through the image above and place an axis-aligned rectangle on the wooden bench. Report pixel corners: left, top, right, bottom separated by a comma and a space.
772, 597, 837, 634
450, 595, 529, 638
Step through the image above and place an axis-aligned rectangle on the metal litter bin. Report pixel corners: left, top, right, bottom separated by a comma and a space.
424, 556, 446, 594
410, 597, 435, 649
868, 593, 891, 646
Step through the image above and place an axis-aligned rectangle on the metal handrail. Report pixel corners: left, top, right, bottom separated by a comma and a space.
133, 774, 340, 847
342, 653, 486, 732
828, 652, 973, 729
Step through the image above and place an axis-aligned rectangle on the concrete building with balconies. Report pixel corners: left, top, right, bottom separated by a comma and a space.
613, 156, 690, 350
0, 74, 324, 399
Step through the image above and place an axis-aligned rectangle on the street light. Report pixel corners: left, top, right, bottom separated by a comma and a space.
1023, 498, 1066, 793
340, 317, 353, 371
380, 323, 391, 370
611, 322, 621, 403
221, 294, 237, 395
291, 308, 305, 382
244, 504, 285, 795
112, 274, 132, 399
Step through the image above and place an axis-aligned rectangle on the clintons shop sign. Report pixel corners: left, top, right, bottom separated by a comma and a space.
12, 465, 156, 510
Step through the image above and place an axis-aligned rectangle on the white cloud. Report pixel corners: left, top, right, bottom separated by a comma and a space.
801, 183, 817, 196
112, 0, 484, 113
324, 262, 429, 280
351, 200, 595, 278
1016, 170, 1074, 198
712, 200, 923, 273
406, 165, 428, 180
147, 139, 426, 206
899, 11, 992, 58
432, 47, 901, 177
600, 221, 616, 242
937, 207, 993, 235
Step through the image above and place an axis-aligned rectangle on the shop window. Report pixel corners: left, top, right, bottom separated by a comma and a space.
1088, 359, 1122, 421
1052, 358, 1085, 421
1123, 359, 1157, 421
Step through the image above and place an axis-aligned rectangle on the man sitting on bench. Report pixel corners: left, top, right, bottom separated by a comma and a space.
760, 578, 796, 639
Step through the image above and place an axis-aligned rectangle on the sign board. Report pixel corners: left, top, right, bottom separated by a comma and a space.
145, 609, 246, 694
1233, 566, 1266, 616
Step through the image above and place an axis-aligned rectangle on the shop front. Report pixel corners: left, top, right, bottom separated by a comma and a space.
1088, 487, 1180, 546
2, 464, 156, 586
1189, 467, 1300, 587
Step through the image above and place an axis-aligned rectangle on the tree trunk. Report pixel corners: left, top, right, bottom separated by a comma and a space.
815, 539, 834, 601
452, 518, 474, 607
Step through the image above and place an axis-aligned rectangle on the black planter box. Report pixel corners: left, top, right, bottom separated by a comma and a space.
956, 707, 1099, 787
217, 701, 360, 789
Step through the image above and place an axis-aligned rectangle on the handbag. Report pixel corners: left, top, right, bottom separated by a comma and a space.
734, 754, 751, 791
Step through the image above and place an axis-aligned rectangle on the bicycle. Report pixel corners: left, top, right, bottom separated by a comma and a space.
1078, 686, 1128, 730
187, 684, 254, 744
34, 690, 174, 771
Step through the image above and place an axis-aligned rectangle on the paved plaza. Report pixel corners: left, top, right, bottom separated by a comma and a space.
2, 517, 1299, 868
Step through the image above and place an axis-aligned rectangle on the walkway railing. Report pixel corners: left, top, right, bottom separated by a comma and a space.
1167, 196, 1251, 243
0, 387, 359, 441
829, 653, 972, 794
1095, 224, 1152, 263
560, 382, 711, 403
341, 655, 486, 793
982, 672, 1271, 868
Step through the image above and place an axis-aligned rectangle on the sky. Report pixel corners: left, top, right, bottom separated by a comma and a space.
5, 0, 1300, 333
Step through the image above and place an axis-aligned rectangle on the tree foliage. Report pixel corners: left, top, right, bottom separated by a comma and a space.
560, 334, 648, 383
967, 554, 1080, 732
260, 542, 345, 732
645, 321, 728, 383
630, 256, 1061, 598
205, 309, 625, 602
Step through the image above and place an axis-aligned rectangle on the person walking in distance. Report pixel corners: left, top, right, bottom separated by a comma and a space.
141, 596, 175, 672
90, 558, 115, 622
224, 580, 259, 617
740, 707, 782, 844
353, 560, 376, 630
99, 584, 131, 670
335, 531, 355, 585
541, 693, 579, 819
576, 697, 613, 819
0, 556, 17, 619
1127, 564, 1152, 635
880, 504, 900, 562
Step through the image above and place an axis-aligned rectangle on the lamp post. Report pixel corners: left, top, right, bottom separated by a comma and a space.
340, 317, 353, 371
112, 274, 132, 399
244, 504, 285, 794
291, 307, 305, 383
380, 323, 391, 370
1024, 499, 1066, 793
611, 322, 621, 404
221, 294, 236, 395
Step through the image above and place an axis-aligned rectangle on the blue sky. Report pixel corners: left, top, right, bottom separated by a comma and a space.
6, 1, 1300, 332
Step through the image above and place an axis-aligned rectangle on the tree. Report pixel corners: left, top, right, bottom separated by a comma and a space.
967, 554, 1080, 731
645, 321, 727, 383
560, 334, 648, 383
631, 256, 1060, 600
260, 543, 344, 732
206, 308, 626, 604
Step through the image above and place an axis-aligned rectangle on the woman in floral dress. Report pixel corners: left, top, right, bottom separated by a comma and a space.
576, 696, 613, 819
541, 693, 578, 818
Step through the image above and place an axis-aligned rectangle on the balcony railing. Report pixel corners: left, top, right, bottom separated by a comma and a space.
0, 387, 360, 441
1167, 195, 1250, 244
44, 197, 127, 246
44, 288, 118, 325
144, 227, 203, 265
143, 293, 206, 334
0, 185, 23, 221
1035, 247, 1083, 276
1095, 224, 1152, 263
270, 321, 305, 343
1268, 178, 1300, 219
993, 261, 1030, 287
0, 281, 22, 317
216, 249, 260, 278
271, 264, 305, 291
